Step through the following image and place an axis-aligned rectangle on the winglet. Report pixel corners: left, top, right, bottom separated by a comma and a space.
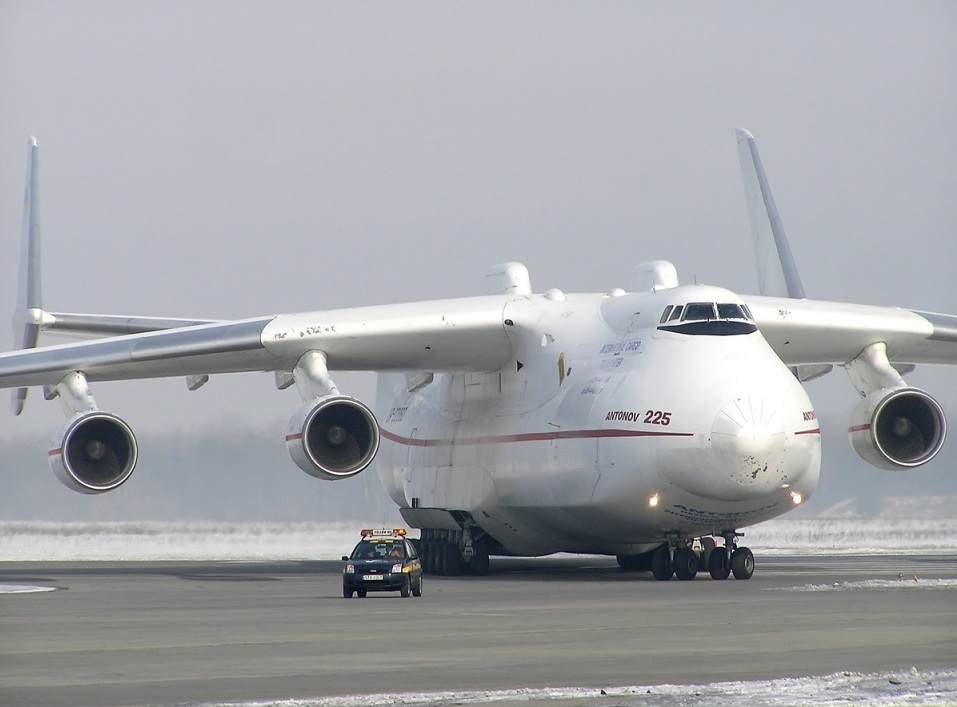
736, 128, 806, 299
10, 136, 43, 415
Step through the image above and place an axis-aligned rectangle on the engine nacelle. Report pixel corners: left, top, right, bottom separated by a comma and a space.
286, 396, 380, 480
49, 411, 138, 494
849, 387, 946, 470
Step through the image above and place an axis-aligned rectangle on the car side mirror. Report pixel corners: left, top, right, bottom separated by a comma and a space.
341, 556, 348, 561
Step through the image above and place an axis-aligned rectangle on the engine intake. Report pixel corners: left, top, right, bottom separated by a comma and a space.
287, 396, 380, 480
849, 387, 946, 470
49, 412, 138, 494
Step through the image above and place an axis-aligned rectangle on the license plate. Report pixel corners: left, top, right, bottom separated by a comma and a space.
362, 575, 384, 581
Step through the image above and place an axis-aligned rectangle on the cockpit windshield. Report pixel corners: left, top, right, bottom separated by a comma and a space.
657, 302, 756, 336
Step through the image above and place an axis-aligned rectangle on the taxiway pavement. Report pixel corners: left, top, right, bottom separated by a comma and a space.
1, 554, 955, 706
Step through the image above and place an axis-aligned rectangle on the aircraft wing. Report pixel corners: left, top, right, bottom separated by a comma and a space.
737, 128, 957, 374
0, 296, 516, 389
37, 312, 219, 338
747, 295, 957, 367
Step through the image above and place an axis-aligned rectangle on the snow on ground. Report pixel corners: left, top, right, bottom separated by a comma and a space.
188, 668, 957, 707
1, 517, 955, 562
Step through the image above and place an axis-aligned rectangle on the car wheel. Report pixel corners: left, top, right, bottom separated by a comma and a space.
400, 577, 411, 598
357, 589, 367, 598
343, 586, 354, 598
412, 575, 423, 597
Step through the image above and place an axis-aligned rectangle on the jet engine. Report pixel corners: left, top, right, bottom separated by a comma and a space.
49, 411, 138, 494
286, 395, 380, 480
848, 387, 946, 470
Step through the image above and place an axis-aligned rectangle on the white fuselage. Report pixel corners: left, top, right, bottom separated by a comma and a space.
375, 285, 821, 556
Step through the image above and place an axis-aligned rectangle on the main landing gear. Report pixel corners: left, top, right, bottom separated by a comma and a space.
640, 533, 754, 581
416, 529, 492, 577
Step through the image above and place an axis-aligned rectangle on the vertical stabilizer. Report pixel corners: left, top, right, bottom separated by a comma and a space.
10, 137, 43, 415
736, 128, 805, 299
737, 129, 831, 383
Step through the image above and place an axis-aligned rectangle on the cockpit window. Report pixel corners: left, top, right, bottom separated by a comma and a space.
667, 305, 683, 321
716, 303, 750, 320
681, 302, 716, 322
659, 305, 673, 324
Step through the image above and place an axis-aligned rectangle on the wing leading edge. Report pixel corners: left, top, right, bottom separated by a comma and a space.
0, 296, 517, 390
747, 296, 957, 367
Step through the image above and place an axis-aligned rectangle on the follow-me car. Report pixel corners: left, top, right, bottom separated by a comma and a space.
1, 131, 954, 580
342, 529, 423, 598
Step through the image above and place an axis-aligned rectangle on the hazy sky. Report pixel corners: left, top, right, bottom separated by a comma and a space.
1, 3, 956, 518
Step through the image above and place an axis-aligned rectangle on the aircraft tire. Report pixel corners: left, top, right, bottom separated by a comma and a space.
469, 546, 491, 576
420, 540, 433, 574
673, 548, 698, 580
651, 545, 674, 581
731, 547, 754, 580
432, 542, 446, 575
708, 547, 731, 580
616, 552, 653, 572
444, 542, 465, 576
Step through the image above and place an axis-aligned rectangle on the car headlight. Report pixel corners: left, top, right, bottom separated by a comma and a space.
345, 564, 355, 574
391, 563, 403, 574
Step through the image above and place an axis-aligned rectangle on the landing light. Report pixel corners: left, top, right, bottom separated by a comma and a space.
648, 494, 659, 508
790, 491, 803, 505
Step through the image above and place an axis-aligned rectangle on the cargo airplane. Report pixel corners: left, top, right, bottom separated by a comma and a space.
2, 131, 955, 580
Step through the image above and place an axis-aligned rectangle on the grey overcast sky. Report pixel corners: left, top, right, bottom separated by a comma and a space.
1, 2, 956, 518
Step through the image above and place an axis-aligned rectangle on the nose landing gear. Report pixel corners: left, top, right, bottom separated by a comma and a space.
649, 532, 754, 581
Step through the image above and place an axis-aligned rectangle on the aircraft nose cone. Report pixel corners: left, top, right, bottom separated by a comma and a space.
711, 397, 787, 493
657, 389, 819, 503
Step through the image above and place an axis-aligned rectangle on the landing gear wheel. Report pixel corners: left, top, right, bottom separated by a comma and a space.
708, 547, 731, 580
673, 548, 698, 580
617, 552, 652, 572
731, 547, 754, 580
419, 540, 432, 574
412, 575, 423, 597
400, 577, 411, 598
431, 541, 444, 575
468, 546, 491, 576
651, 545, 674, 581
443, 542, 465, 576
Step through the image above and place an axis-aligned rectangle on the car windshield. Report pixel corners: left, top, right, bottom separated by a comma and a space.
351, 541, 404, 560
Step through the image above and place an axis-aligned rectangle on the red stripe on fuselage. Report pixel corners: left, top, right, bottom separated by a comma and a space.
378, 427, 694, 448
